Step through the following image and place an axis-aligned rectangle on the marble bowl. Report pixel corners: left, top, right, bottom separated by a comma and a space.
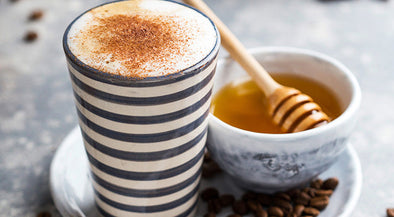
207, 47, 361, 192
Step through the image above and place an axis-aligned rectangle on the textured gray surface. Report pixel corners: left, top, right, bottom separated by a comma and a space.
0, 0, 394, 216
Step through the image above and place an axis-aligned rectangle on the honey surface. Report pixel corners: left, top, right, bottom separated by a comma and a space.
210, 74, 342, 134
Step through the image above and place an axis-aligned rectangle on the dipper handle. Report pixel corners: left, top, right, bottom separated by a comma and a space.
184, 0, 280, 95
184, 0, 330, 132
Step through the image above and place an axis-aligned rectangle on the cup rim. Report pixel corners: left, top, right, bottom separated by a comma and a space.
62, 0, 220, 83
209, 46, 361, 141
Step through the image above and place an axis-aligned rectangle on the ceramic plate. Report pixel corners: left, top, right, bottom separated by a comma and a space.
50, 126, 362, 217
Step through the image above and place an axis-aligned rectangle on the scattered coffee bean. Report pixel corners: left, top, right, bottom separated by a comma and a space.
303, 207, 320, 216
274, 192, 291, 201
201, 187, 219, 201
272, 197, 293, 213
257, 193, 272, 206
322, 177, 339, 190
242, 191, 258, 201
286, 189, 301, 200
268, 206, 284, 217
29, 10, 44, 21
36, 212, 51, 217
314, 189, 333, 197
200, 176, 338, 217
204, 151, 212, 163
208, 199, 222, 213
302, 187, 316, 198
310, 196, 329, 210
219, 194, 235, 207
294, 192, 311, 206
204, 212, 216, 217
24, 31, 38, 42
255, 210, 268, 217
310, 179, 323, 189
293, 204, 305, 216
247, 200, 259, 212
202, 152, 222, 179
227, 214, 242, 217
254, 204, 267, 217
202, 161, 222, 179
232, 200, 249, 215
387, 208, 394, 217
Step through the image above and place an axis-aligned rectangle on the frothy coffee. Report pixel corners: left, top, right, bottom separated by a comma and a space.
67, 0, 217, 78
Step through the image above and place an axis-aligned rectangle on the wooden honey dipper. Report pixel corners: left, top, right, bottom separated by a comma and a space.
184, 0, 330, 133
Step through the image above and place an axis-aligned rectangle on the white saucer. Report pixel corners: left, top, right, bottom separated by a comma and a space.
50, 126, 362, 217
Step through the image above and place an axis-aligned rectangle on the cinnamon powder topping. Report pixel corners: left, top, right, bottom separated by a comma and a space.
87, 14, 188, 77
67, 0, 217, 78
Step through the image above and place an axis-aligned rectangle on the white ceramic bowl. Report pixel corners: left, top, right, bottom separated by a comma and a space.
207, 47, 361, 192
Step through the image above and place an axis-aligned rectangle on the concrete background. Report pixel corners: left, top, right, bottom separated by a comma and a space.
1, 0, 394, 216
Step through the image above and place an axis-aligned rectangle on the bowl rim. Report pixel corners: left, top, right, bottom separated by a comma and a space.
209, 46, 361, 141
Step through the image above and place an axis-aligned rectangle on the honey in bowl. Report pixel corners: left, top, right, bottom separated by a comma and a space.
210, 73, 343, 134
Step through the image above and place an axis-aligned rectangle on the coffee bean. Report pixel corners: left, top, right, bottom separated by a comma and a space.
242, 191, 257, 201
204, 151, 212, 163
24, 31, 38, 42
210, 162, 221, 172
294, 192, 311, 206
202, 162, 222, 179
29, 10, 44, 21
202, 166, 215, 178
36, 212, 51, 217
310, 179, 323, 189
272, 198, 292, 213
232, 200, 249, 215
286, 189, 301, 200
322, 177, 339, 190
303, 207, 320, 216
204, 212, 216, 217
255, 204, 267, 217
208, 199, 222, 213
247, 200, 260, 212
387, 208, 394, 217
274, 192, 291, 201
302, 187, 316, 198
201, 187, 219, 201
268, 206, 284, 217
257, 193, 272, 206
201, 176, 338, 217
255, 211, 268, 217
315, 189, 333, 197
308, 189, 316, 198
293, 204, 304, 217
219, 194, 235, 207
310, 196, 329, 210
227, 214, 242, 217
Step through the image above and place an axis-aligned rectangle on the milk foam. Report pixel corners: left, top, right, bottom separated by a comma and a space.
67, 0, 217, 78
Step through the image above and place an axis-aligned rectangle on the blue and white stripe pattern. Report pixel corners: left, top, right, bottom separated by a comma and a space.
63, 3, 220, 213
65, 56, 219, 216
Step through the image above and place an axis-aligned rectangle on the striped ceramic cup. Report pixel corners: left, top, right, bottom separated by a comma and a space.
62, 1, 220, 216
